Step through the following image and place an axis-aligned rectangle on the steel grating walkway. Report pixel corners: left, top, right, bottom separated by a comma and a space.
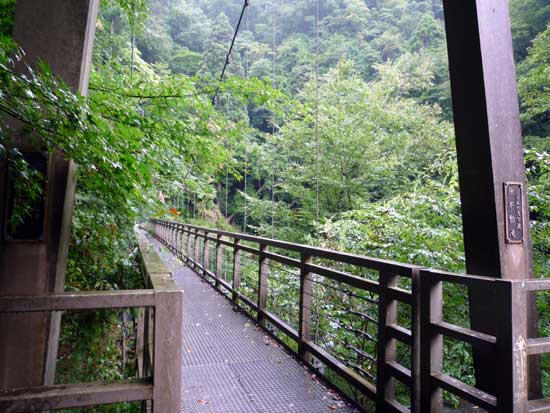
152, 238, 359, 413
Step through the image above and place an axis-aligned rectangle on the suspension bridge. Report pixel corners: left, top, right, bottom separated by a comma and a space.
0, 0, 548, 412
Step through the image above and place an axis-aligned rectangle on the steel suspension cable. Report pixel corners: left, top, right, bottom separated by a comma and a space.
271, 0, 277, 238
243, 5, 250, 234
314, 0, 320, 227
130, 0, 137, 78
212, 0, 250, 105
225, 144, 229, 221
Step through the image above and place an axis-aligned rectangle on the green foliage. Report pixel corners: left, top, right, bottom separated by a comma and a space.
0, 0, 16, 38
510, 0, 550, 61
518, 27, 550, 137
1, 0, 549, 407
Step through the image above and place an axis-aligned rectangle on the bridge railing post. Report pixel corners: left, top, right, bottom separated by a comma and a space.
298, 252, 312, 363
203, 231, 209, 276
182, 226, 188, 261
495, 280, 528, 413
169, 223, 174, 250
177, 226, 183, 259
232, 239, 241, 303
216, 234, 223, 290
411, 268, 421, 413
153, 289, 184, 412
186, 227, 193, 263
194, 228, 200, 271
257, 244, 268, 325
376, 271, 399, 411
171, 224, 176, 251
418, 270, 443, 412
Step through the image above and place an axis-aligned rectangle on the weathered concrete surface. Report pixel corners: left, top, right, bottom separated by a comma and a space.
0, 0, 99, 390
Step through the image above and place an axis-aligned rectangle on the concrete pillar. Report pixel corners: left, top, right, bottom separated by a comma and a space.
442, 0, 539, 396
0, 0, 99, 389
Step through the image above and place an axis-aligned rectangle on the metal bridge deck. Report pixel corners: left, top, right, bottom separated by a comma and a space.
152, 239, 358, 413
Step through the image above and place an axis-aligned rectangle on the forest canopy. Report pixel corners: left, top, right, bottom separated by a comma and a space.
0, 0, 548, 407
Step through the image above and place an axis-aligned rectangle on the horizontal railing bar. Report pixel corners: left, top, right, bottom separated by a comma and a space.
303, 340, 376, 401
238, 244, 261, 256
431, 373, 497, 412
156, 220, 420, 276
217, 278, 233, 292
263, 251, 301, 268
205, 235, 219, 243
522, 279, 550, 292
384, 398, 410, 413
217, 238, 234, 248
386, 361, 412, 386
528, 398, 550, 412
262, 310, 299, 341
234, 291, 258, 310
423, 269, 498, 288
527, 338, 550, 355
386, 286, 413, 305
431, 321, 496, 347
305, 263, 380, 293
0, 290, 156, 313
0, 379, 153, 411
203, 268, 216, 280
386, 324, 412, 346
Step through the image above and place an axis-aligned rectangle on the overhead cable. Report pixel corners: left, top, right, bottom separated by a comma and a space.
212, 0, 250, 105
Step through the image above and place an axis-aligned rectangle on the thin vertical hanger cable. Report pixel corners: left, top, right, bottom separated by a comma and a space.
271, 0, 277, 239
225, 144, 229, 222
130, 0, 137, 78
314, 0, 320, 228
243, 5, 249, 234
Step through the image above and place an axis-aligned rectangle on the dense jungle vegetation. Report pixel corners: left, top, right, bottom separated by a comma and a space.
0, 0, 548, 410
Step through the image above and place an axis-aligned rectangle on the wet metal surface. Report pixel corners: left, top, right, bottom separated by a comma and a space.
152, 239, 358, 413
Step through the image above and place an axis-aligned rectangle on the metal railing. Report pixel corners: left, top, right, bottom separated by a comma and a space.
151, 219, 549, 413
0, 227, 183, 412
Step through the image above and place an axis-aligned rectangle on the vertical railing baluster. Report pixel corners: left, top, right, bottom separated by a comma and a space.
216, 234, 223, 290
232, 238, 241, 303
419, 270, 443, 412
181, 225, 189, 263
257, 244, 268, 324
171, 223, 176, 251
177, 226, 183, 258
298, 252, 313, 363
203, 231, 209, 277
153, 289, 184, 411
376, 272, 398, 410
187, 227, 192, 263
411, 268, 421, 413
194, 228, 200, 271
170, 223, 174, 251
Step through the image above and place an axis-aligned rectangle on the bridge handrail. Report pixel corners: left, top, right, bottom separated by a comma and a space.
151, 218, 548, 413
0, 226, 183, 413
